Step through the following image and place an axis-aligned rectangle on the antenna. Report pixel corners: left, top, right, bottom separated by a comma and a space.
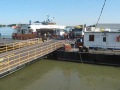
53, 17, 55, 22
46, 14, 50, 22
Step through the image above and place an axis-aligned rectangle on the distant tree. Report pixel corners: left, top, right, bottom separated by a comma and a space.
7, 24, 16, 27
0, 24, 6, 27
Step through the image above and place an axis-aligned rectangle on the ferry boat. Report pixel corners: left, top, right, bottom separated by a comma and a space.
12, 24, 35, 40
12, 15, 66, 40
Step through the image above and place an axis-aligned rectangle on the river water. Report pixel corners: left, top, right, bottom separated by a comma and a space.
0, 59, 120, 90
0, 27, 14, 38
0, 26, 120, 90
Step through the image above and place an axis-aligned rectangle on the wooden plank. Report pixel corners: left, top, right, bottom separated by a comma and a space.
0, 40, 64, 76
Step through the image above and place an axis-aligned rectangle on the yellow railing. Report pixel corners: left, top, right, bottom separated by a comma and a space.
0, 38, 42, 53
0, 41, 63, 74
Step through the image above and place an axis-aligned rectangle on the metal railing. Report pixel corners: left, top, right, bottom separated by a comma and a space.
0, 41, 63, 75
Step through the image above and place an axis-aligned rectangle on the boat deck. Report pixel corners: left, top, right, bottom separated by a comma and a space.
64, 48, 120, 55
89, 49, 120, 55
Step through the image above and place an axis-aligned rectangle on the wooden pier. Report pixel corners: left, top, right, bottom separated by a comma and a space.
0, 39, 64, 78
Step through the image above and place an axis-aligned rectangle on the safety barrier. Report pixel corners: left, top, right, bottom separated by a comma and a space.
0, 41, 63, 77
0, 38, 42, 53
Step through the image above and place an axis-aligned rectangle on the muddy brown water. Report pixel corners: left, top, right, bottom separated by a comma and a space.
0, 59, 120, 90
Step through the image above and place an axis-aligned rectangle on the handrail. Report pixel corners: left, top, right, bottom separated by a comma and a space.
0, 40, 63, 74
0, 38, 42, 53
0, 42, 62, 72
0, 40, 53, 58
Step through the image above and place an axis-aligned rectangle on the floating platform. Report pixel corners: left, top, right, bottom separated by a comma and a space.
55, 48, 120, 66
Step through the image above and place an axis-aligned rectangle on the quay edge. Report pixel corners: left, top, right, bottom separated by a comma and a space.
47, 49, 120, 67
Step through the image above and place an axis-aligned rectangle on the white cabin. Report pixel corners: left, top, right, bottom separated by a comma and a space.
13, 24, 31, 34
30, 24, 66, 37
30, 24, 65, 32
84, 31, 120, 49
29, 15, 66, 36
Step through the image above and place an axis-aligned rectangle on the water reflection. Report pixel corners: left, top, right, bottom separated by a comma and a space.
0, 59, 120, 90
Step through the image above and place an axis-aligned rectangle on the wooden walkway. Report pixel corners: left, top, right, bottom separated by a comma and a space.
0, 39, 64, 78
0, 38, 43, 53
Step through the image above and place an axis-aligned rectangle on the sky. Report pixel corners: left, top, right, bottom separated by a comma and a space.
0, 0, 120, 26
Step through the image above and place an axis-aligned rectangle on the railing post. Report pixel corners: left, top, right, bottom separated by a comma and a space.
35, 39, 37, 44
19, 42, 20, 48
28, 51, 29, 60
0, 62, 1, 72
19, 54, 20, 65
35, 49, 36, 59
54, 43, 56, 50
28, 40, 30, 45
13, 43, 14, 50
46, 45, 48, 53
38, 38, 40, 43
40, 47, 42, 56
51, 44, 53, 52
0, 58, 3, 71
37, 38, 39, 43
7, 56, 10, 70
6, 44, 7, 52
35, 38, 37, 44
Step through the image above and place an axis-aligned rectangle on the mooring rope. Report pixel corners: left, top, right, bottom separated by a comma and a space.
78, 0, 107, 89
95, 0, 107, 28
79, 52, 96, 90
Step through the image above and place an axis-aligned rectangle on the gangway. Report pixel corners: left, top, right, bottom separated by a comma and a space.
0, 40, 64, 78
0, 38, 42, 53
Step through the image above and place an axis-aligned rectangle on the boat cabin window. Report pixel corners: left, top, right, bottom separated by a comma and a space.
103, 37, 106, 42
76, 38, 83, 42
29, 29, 33, 33
89, 35, 94, 41
21, 29, 25, 34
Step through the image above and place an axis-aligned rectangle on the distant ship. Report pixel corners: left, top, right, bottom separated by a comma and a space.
12, 15, 66, 40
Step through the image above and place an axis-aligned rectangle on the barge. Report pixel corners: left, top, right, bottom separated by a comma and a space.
47, 43, 120, 66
